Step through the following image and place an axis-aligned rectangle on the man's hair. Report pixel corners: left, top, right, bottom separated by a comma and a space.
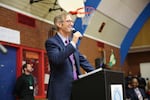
54, 13, 70, 30
22, 63, 30, 71
131, 77, 139, 83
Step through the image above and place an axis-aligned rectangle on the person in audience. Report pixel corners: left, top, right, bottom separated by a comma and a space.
125, 71, 133, 89
146, 78, 150, 99
126, 77, 149, 100
14, 63, 34, 100
138, 73, 146, 92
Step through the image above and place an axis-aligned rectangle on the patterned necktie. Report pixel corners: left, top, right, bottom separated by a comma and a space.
65, 40, 77, 80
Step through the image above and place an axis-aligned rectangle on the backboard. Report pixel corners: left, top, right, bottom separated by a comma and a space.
58, 0, 85, 17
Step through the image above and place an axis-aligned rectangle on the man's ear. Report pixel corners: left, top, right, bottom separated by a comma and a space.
24, 67, 27, 71
56, 22, 63, 28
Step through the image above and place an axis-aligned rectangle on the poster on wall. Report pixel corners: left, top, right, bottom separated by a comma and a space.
0, 26, 20, 44
111, 84, 123, 100
140, 62, 150, 79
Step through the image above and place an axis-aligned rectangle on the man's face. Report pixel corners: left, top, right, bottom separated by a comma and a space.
25, 64, 33, 73
132, 78, 139, 88
61, 15, 74, 33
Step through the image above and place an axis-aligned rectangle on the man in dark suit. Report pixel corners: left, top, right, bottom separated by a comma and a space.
45, 13, 95, 100
126, 77, 149, 100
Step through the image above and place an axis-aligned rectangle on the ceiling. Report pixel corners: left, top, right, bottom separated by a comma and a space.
0, 0, 150, 53
0, 0, 65, 24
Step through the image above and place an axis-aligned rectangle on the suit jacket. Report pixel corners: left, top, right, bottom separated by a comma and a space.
45, 34, 94, 100
126, 87, 148, 100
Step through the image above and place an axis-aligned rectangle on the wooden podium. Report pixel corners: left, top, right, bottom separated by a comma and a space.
71, 69, 125, 100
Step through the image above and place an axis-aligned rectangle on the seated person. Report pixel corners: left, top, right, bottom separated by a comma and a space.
138, 75, 146, 91
125, 72, 133, 89
126, 77, 149, 100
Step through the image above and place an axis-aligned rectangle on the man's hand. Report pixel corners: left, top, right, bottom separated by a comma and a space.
71, 31, 82, 44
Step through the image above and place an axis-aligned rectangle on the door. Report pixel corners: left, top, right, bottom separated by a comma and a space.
0, 46, 17, 100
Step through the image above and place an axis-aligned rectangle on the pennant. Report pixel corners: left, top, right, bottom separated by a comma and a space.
108, 49, 116, 67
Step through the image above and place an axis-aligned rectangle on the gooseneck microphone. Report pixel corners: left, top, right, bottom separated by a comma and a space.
71, 28, 82, 40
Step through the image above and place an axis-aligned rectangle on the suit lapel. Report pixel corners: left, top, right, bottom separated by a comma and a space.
73, 52, 77, 62
56, 33, 79, 68
73, 51, 80, 71
55, 34, 65, 46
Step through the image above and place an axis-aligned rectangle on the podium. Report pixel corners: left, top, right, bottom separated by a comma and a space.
71, 69, 125, 100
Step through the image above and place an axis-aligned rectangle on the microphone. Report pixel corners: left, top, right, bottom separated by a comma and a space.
71, 28, 82, 40
72, 28, 77, 33
0, 44, 7, 54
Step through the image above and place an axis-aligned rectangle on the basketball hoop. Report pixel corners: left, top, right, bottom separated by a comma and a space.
69, 6, 95, 26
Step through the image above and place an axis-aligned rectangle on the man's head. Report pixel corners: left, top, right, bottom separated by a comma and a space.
54, 13, 74, 36
22, 63, 33, 74
131, 77, 139, 88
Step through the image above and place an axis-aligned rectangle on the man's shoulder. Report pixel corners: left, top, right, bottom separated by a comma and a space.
16, 74, 25, 82
126, 88, 135, 93
46, 34, 59, 42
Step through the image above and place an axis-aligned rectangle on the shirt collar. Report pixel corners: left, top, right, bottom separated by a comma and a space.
57, 32, 69, 44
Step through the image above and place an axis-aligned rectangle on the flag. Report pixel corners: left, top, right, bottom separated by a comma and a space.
108, 49, 116, 67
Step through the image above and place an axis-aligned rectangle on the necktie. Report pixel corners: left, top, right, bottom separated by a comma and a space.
134, 88, 143, 100
65, 40, 77, 80
70, 54, 77, 80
